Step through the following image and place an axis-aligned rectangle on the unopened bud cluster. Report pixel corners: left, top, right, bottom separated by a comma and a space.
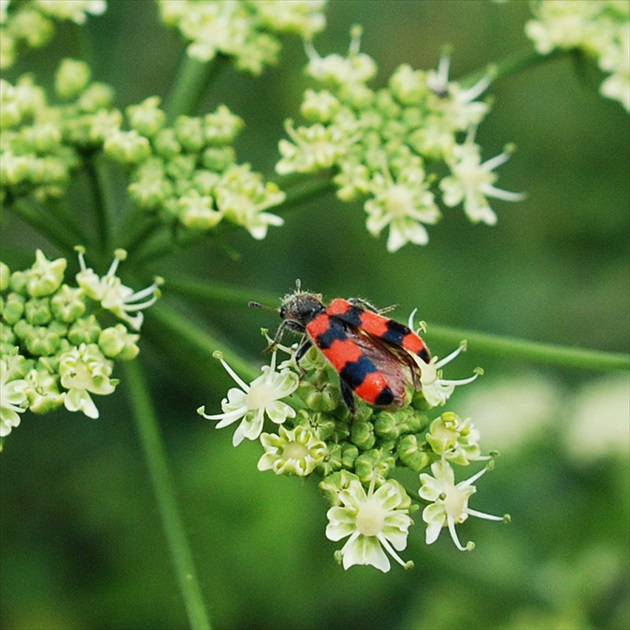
200, 327, 507, 571
525, 0, 630, 112
1, 58, 285, 240
0, 248, 160, 440
0, 0, 106, 69
158, 0, 327, 75
276, 27, 524, 251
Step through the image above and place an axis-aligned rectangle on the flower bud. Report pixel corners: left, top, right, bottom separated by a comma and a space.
68, 314, 101, 345
50, 285, 86, 322
397, 434, 432, 472
2, 292, 25, 325
99, 324, 139, 360
350, 420, 376, 450
55, 59, 92, 100
126, 96, 166, 138
25, 297, 52, 325
104, 129, 151, 164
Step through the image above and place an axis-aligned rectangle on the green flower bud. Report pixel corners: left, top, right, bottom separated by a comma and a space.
201, 147, 236, 172
319, 470, 360, 505
153, 128, 181, 158
88, 109, 123, 144
341, 442, 359, 469
99, 324, 139, 360
174, 116, 204, 152
11, 8, 54, 48
25, 297, 52, 325
24, 122, 62, 153
0, 322, 17, 355
2, 292, 25, 324
104, 129, 151, 164
77, 82, 115, 113
396, 434, 432, 472
389, 64, 429, 106
50, 285, 85, 322
55, 59, 92, 100
351, 420, 376, 451
167, 155, 196, 181
299, 380, 340, 411
126, 96, 166, 138
301, 89, 340, 123
25, 369, 64, 414
129, 175, 173, 210
354, 449, 396, 483
177, 191, 222, 230
67, 314, 101, 345
0, 152, 30, 185
202, 106, 243, 145
373, 411, 401, 440
23, 324, 61, 356
0, 262, 10, 291
191, 169, 220, 195
25, 250, 66, 297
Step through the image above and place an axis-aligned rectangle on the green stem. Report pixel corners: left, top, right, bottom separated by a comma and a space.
426, 323, 629, 373
124, 359, 211, 630
150, 300, 259, 381
463, 48, 563, 87
160, 279, 629, 373
165, 53, 229, 121
10, 199, 77, 255
276, 173, 337, 212
84, 154, 115, 255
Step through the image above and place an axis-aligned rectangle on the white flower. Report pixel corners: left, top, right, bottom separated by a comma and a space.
59, 343, 117, 419
0, 356, 28, 437
365, 165, 441, 252
75, 247, 161, 330
198, 351, 299, 447
440, 130, 525, 225
425, 412, 488, 465
419, 459, 505, 551
409, 328, 479, 407
325, 478, 413, 572
258, 424, 327, 476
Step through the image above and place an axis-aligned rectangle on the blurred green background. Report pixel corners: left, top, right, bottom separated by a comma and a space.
1, 1, 628, 629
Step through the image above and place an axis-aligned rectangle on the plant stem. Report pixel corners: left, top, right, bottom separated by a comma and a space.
426, 323, 630, 373
84, 154, 115, 256
160, 278, 630, 373
150, 300, 260, 381
124, 359, 211, 630
165, 53, 229, 121
10, 199, 77, 255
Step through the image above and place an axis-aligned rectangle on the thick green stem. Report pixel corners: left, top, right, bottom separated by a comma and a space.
426, 324, 629, 373
165, 53, 229, 120
160, 278, 629, 373
84, 154, 116, 256
150, 301, 259, 381
124, 359, 211, 630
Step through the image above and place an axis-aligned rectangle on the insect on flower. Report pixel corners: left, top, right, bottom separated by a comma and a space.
249, 281, 431, 412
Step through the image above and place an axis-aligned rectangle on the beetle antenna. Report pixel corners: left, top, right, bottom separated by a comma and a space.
248, 301, 278, 312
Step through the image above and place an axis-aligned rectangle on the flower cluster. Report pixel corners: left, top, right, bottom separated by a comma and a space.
1, 59, 285, 240
0, 0, 106, 69
0, 248, 160, 440
158, 0, 327, 75
199, 302, 507, 572
276, 27, 524, 251
525, 0, 629, 112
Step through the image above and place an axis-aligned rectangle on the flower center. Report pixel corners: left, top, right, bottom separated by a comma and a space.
355, 498, 386, 536
282, 441, 309, 460
442, 486, 468, 520
245, 382, 277, 409
385, 185, 414, 217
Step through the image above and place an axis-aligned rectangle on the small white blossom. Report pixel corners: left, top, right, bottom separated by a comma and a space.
0, 356, 28, 437
59, 343, 117, 419
404, 314, 480, 407
419, 459, 505, 551
198, 350, 299, 447
75, 247, 161, 330
425, 412, 488, 465
326, 477, 413, 572
365, 165, 441, 252
440, 131, 525, 225
258, 424, 327, 476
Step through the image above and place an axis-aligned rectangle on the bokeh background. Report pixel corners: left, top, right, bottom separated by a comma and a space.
1, 1, 628, 629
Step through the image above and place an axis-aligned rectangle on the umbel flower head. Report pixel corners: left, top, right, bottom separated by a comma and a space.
276, 27, 524, 251
201, 297, 506, 571
0, 248, 159, 439
524, 0, 630, 111
1, 60, 286, 243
